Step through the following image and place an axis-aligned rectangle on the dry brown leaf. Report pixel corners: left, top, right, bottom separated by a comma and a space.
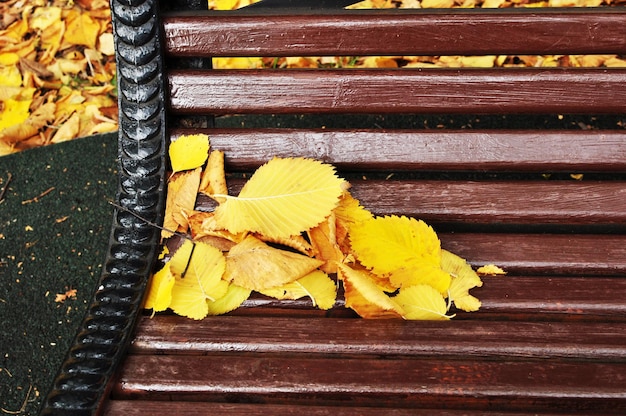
0, 102, 55, 144
199, 149, 227, 202
162, 168, 201, 238
224, 235, 323, 291
308, 213, 344, 273
51, 112, 80, 143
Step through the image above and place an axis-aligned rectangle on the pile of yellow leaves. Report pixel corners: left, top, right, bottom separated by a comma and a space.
0, 0, 117, 155
145, 134, 485, 320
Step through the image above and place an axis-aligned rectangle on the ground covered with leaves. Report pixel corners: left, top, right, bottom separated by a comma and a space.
0, 0, 117, 155
1, 0, 625, 155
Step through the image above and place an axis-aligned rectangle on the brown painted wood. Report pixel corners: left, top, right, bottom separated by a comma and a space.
112, 354, 626, 413
108, 5, 626, 416
472, 276, 626, 321
351, 180, 626, 226
168, 68, 626, 115
211, 276, 626, 321
103, 401, 606, 416
130, 316, 626, 358
439, 233, 626, 276
163, 9, 626, 57
196, 179, 626, 228
173, 128, 626, 172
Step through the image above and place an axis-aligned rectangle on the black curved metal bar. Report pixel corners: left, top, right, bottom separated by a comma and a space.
39, 0, 167, 414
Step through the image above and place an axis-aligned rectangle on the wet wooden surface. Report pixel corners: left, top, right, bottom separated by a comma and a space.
168, 68, 626, 115
164, 9, 626, 57
173, 128, 626, 172
106, 6, 626, 416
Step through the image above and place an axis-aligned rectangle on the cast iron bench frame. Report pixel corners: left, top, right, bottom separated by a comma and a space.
41, 0, 626, 414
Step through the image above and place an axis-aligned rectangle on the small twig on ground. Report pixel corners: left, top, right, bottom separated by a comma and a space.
0, 173, 12, 203
0, 384, 33, 415
21, 186, 55, 205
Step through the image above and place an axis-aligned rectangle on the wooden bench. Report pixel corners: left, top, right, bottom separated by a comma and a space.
40, 1, 626, 415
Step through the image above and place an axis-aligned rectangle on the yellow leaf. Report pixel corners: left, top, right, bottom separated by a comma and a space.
308, 213, 344, 273
224, 235, 324, 291
51, 112, 80, 143
212, 57, 264, 69
361, 57, 398, 68
481, 0, 506, 7
169, 241, 227, 320
63, 11, 100, 49
260, 270, 337, 310
30, 6, 62, 31
349, 215, 442, 277
0, 65, 22, 87
214, 157, 346, 239
199, 149, 227, 202
0, 89, 34, 131
168, 239, 195, 275
188, 211, 243, 250
421, 0, 455, 7
393, 285, 453, 320
144, 263, 175, 312
55, 89, 86, 119
476, 264, 507, 276
333, 191, 374, 252
98, 32, 115, 56
211, 0, 241, 10
39, 20, 65, 65
334, 191, 374, 229
0, 53, 20, 66
162, 168, 201, 238
3, 16, 29, 42
206, 284, 252, 315
459, 56, 497, 68
169, 133, 210, 173
337, 263, 403, 319
388, 264, 451, 295
441, 249, 483, 312
0, 102, 55, 144
255, 232, 312, 255
158, 246, 170, 260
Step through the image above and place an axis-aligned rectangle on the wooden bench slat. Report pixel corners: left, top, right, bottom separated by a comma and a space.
163, 9, 626, 57
130, 315, 626, 359
440, 233, 626, 275
112, 354, 626, 413
234, 276, 626, 321
474, 276, 626, 321
352, 180, 626, 226
198, 179, 626, 227
169, 69, 626, 115
175, 128, 626, 172
104, 400, 599, 416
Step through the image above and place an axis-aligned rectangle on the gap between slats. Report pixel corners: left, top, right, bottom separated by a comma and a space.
162, 9, 626, 57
